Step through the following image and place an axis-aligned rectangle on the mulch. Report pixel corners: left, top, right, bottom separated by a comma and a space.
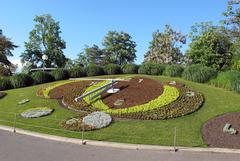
101, 77, 164, 109
48, 81, 91, 99
202, 112, 240, 149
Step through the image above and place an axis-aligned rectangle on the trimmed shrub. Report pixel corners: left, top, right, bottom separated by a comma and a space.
121, 64, 139, 74
31, 71, 55, 84
10, 73, 34, 88
86, 64, 104, 76
51, 68, 69, 80
103, 64, 122, 75
68, 67, 86, 78
182, 64, 217, 83
0, 77, 13, 90
210, 70, 240, 93
163, 65, 184, 77
138, 62, 165, 75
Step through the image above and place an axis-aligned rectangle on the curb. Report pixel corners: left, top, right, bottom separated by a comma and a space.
1, 125, 240, 154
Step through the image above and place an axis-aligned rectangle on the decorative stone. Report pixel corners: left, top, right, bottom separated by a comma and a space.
186, 91, 195, 97
18, 99, 30, 105
21, 107, 53, 118
169, 81, 176, 85
83, 111, 112, 129
114, 99, 125, 106
66, 118, 80, 125
138, 79, 143, 83
223, 123, 237, 135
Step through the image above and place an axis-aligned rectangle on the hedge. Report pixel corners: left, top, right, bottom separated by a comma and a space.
0, 77, 13, 90
138, 62, 165, 75
86, 64, 104, 76
51, 69, 69, 80
31, 71, 55, 84
104, 64, 122, 75
163, 65, 184, 77
10, 73, 34, 88
121, 64, 139, 74
68, 67, 86, 78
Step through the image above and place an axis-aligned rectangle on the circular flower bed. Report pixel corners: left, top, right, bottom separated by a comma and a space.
83, 111, 112, 129
113, 87, 204, 120
84, 81, 180, 115
21, 107, 53, 118
202, 112, 240, 149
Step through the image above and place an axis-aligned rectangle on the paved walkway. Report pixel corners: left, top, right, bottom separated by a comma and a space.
0, 130, 240, 161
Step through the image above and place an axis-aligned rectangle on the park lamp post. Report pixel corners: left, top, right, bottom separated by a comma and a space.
42, 54, 48, 71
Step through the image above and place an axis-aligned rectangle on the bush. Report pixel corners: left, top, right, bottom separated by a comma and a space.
10, 73, 34, 88
51, 68, 69, 80
0, 77, 13, 90
163, 65, 184, 77
138, 62, 165, 75
86, 64, 104, 76
210, 70, 240, 93
182, 64, 217, 83
121, 64, 139, 74
68, 67, 86, 78
31, 71, 55, 84
103, 64, 122, 75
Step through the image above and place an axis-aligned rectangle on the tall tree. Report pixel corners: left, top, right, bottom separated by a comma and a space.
187, 27, 232, 70
20, 14, 67, 68
0, 35, 18, 67
223, 0, 240, 38
144, 25, 186, 64
102, 31, 137, 65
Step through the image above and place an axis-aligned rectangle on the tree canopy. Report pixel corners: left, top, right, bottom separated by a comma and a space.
0, 35, 18, 67
102, 31, 137, 65
187, 27, 232, 70
144, 25, 186, 64
20, 14, 67, 68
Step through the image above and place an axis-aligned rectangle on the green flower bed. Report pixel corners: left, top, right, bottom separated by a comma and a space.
83, 81, 179, 114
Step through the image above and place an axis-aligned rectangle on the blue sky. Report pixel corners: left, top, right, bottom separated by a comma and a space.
0, 0, 228, 69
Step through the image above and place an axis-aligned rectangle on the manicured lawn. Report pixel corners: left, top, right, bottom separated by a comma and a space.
0, 74, 239, 147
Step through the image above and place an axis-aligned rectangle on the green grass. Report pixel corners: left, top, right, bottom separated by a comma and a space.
0, 74, 239, 147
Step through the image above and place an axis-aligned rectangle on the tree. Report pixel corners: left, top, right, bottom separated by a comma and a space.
75, 44, 108, 67
102, 31, 137, 65
187, 28, 232, 70
222, 0, 240, 38
20, 14, 67, 68
0, 35, 18, 67
144, 25, 186, 64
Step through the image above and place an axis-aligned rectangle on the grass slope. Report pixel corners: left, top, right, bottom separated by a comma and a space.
0, 75, 239, 147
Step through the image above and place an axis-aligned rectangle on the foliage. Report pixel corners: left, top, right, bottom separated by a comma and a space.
0, 35, 18, 67
222, 0, 240, 38
121, 63, 139, 74
102, 31, 137, 65
51, 68, 69, 80
138, 62, 166, 75
31, 71, 55, 84
68, 67, 86, 78
0, 77, 13, 90
103, 64, 122, 75
182, 64, 217, 83
163, 65, 184, 77
83, 81, 179, 115
10, 73, 34, 88
210, 70, 240, 93
86, 64, 104, 76
0, 64, 11, 76
21, 107, 53, 118
20, 14, 67, 68
113, 87, 204, 120
187, 28, 232, 70
144, 24, 186, 64
77, 45, 107, 67
83, 111, 112, 129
